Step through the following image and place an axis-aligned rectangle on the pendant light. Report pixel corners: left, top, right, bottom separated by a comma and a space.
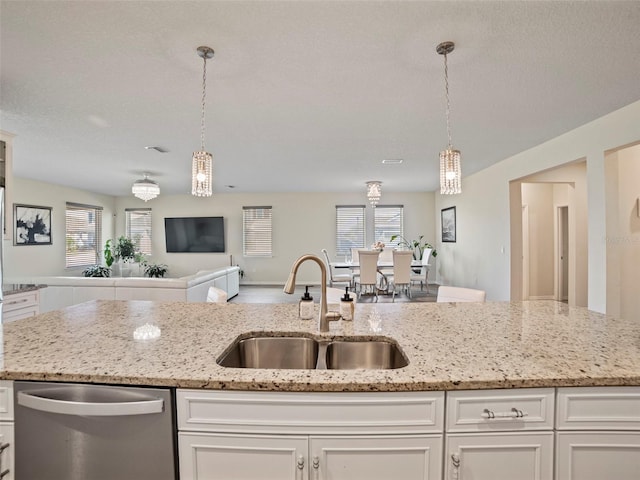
437, 41, 462, 195
132, 173, 160, 202
366, 181, 382, 207
192, 46, 214, 197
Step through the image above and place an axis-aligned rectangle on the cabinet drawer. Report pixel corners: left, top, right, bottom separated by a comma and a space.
3, 305, 39, 323
557, 386, 640, 430
0, 382, 13, 421
446, 388, 554, 432
3, 291, 38, 313
177, 390, 444, 435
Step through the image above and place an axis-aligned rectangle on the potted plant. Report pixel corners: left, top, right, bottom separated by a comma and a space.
144, 263, 168, 278
114, 236, 137, 263
390, 235, 437, 260
83, 265, 111, 277
103, 239, 114, 267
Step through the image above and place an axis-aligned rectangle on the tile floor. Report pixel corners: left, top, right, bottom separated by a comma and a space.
230, 284, 438, 304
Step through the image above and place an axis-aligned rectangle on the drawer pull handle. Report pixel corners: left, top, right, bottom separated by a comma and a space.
7, 298, 29, 306
0, 443, 8, 454
0, 469, 9, 479
481, 407, 528, 419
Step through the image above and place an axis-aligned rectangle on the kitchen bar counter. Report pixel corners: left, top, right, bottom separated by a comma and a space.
0, 299, 638, 392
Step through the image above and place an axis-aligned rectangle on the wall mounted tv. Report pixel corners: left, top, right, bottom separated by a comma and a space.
164, 216, 225, 253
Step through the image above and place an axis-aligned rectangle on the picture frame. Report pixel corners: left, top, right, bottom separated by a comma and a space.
441, 206, 456, 243
14, 204, 52, 245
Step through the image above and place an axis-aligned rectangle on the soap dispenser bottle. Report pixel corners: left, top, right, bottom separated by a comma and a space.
299, 286, 314, 320
339, 286, 354, 321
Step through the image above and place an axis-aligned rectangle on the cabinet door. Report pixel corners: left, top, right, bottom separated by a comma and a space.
0, 424, 14, 480
446, 432, 553, 480
556, 432, 640, 480
179, 432, 307, 480
309, 435, 442, 480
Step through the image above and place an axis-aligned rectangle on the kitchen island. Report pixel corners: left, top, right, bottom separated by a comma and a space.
2, 300, 639, 480
1, 299, 638, 390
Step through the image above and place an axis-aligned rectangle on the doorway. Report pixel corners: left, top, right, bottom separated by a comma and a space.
556, 206, 569, 302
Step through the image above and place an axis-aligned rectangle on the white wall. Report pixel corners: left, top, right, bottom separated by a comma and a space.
5, 182, 436, 285
115, 191, 436, 284
4, 177, 116, 279
521, 183, 555, 299
605, 143, 640, 321
434, 99, 640, 310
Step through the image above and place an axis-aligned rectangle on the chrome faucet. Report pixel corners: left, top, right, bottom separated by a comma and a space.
283, 254, 341, 332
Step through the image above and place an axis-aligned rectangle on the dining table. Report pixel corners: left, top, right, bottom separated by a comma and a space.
332, 259, 422, 294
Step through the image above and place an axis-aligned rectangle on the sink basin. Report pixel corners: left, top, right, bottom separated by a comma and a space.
325, 339, 408, 370
218, 336, 319, 369
218, 334, 408, 370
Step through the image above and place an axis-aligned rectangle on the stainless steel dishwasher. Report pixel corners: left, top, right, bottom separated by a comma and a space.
14, 381, 177, 480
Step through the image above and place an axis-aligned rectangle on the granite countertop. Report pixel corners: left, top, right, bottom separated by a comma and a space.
1, 300, 638, 392
2, 284, 46, 296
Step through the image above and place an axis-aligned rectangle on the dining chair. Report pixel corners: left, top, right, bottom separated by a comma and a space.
390, 250, 414, 302
321, 248, 353, 288
410, 248, 432, 293
206, 286, 228, 303
355, 250, 380, 301
436, 286, 486, 303
350, 247, 361, 285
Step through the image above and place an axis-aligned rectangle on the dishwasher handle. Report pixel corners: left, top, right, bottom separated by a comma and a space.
17, 390, 164, 416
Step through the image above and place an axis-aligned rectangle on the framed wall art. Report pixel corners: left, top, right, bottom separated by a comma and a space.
14, 204, 52, 245
441, 206, 456, 243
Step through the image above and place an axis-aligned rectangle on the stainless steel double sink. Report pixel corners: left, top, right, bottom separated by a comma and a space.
217, 333, 408, 370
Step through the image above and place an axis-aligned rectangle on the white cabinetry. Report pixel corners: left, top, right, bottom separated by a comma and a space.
445, 388, 554, 480
0, 382, 14, 480
555, 386, 640, 480
177, 390, 444, 480
2, 290, 39, 323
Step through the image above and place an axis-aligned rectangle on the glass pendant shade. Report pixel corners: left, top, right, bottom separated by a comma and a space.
439, 148, 461, 195
366, 181, 382, 207
191, 150, 212, 197
132, 175, 160, 202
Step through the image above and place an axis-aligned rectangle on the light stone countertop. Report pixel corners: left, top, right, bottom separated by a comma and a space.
1, 299, 638, 392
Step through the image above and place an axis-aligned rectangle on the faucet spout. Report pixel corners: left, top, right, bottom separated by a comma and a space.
283, 254, 341, 332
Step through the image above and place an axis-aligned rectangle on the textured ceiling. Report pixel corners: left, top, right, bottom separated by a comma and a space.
1, 1, 640, 196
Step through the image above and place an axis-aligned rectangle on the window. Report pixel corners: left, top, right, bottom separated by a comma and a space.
374, 205, 404, 248
243, 206, 272, 257
126, 208, 152, 256
336, 205, 365, 256
65, 202, 103, 268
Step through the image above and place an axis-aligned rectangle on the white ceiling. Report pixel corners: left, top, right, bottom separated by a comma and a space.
1, 1, 640, 197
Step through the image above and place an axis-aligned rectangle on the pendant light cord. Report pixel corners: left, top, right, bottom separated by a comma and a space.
443, 52, 452, 150
200, 54, 208, 151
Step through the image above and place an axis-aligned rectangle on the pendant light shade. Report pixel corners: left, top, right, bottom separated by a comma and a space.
191, 46, 214, 197
366, 181, 382, 207
437, 41, 462, 195
132, 174, 160, 202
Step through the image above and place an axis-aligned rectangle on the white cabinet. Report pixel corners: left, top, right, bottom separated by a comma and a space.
445, 388, 555, 480
555, 386, 640, 480
178, 432, 307, 480
177, 390, 444, 480
0, 381, 14, 480
309, 435, 442, 480
2, 290, 39, 323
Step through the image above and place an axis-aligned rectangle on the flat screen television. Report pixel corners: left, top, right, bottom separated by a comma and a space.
164, 216, 225, 253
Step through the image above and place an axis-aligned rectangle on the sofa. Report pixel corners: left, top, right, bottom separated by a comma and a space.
20, 267, 240, 313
